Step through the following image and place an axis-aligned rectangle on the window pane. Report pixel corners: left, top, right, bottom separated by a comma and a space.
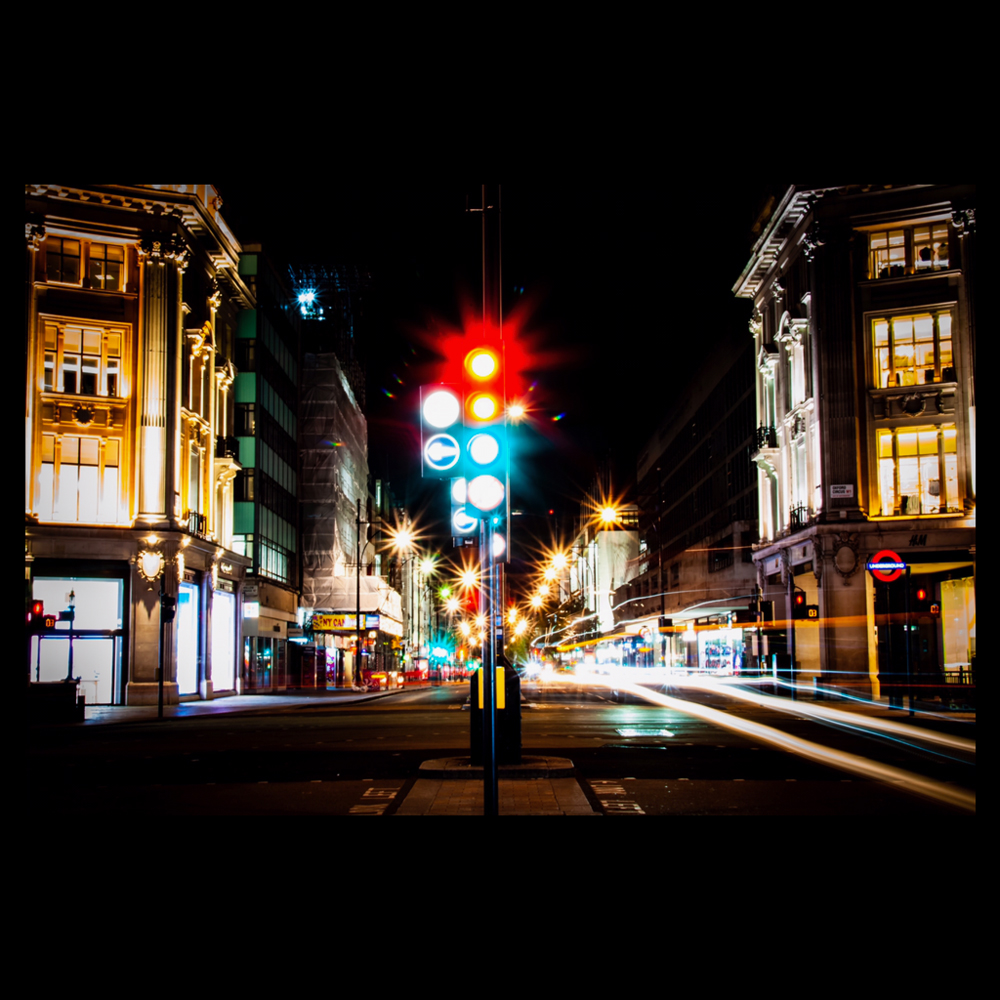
105, 439, 120, 466
877, 429, 894, 459
81, 356, 99, 395
64, 327, 82, 353
80, 438, 99, 465
897, 431, 918, 457
79, 465, 99, 522
42, 434, 55, 463
879, 457, 896, 515
62, 358, 79, 394
942, 426, 957, 452
944, 453, 959, 511
920, 454, 939, 512
104, 260, 122, 289
918, 429, 938, 454
100, 466, 119, 522
898, 457, 920, 514
62, 436, 79, 464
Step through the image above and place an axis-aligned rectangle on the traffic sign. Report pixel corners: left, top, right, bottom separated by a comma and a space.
423, 433, 462, 473
867, 549, 906, 583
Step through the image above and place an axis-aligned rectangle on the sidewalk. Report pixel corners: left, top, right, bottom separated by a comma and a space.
79, 683, 429, 725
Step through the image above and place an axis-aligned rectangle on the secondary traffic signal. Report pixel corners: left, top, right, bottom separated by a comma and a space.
26, 600, 57, 632
792, 590, 807, 620
161, 593, 177, 623
420, 384, 464, 479
462, 343, 507, 515
450, 476, 478, 546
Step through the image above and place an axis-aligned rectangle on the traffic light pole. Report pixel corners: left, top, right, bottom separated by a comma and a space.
480, 518, 499, 816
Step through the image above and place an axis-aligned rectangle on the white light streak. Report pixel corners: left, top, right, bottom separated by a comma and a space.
570, 670, 975, 813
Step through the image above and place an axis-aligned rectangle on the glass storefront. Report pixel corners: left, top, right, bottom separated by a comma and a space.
176, 581, 200, 696
697, 628, 743, 675
31, 576, 123, 704
212, 590, 237, 692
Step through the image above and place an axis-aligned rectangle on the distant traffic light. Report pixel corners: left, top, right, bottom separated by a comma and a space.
26, 600, 58, 632
161, 593, 177, 623
792, 590, 807, 620
462, 343, 507, 515
913, 584, 938, 615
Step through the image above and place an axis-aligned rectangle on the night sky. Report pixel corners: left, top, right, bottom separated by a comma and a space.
217, 181, 771, 552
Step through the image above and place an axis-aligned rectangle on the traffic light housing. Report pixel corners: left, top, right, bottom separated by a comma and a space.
420, 384, 464, 479
26, 600, 57, 632
161, 593, 177, 623
913, 584, 939, 616
461, 343, 507, 515
450, 476, 478, 546
792, 590, 807, 620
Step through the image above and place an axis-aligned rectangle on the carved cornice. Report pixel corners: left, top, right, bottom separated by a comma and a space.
186, 321, 214, 359
215, 356, 236, 389
137, 232, 190, 271
757, 343, 779, 375
26, 221, 45, 250
951, 207, 975, 236
801, 221, 825, 262
208, 278, 223, 312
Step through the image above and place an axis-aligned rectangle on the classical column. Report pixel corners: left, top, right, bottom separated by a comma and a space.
137, 233, 187, 523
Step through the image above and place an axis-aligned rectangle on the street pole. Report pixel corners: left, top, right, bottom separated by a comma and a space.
480, 518, 498, 816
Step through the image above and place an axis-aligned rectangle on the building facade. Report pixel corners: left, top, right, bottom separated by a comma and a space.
734, 184, 976, 701
611, 332, 759, 673
231, 245, 302, 692
25, 184, 253, 705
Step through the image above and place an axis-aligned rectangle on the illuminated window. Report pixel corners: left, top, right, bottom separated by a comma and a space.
45, 237, 81, 284
868, 223, 950, 279
872, 309, 954, 388
88, 243, 125, 291
876, 424, 959, 516
42, 321, 127, 398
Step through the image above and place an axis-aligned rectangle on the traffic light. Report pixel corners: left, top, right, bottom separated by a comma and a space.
461, 343, 507, 515
489, 510, 509, 563
913, 584, 939, 616
160, 593, 177, 623
450, 476, 478, 546
792, 590, 807, 620
419, 384, 464, 479
26, 601, 58, 632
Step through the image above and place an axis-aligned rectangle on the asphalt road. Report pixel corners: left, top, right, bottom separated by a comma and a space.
23, 681, 975, 817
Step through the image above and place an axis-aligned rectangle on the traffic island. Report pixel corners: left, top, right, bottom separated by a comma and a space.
417, 755, 576, 779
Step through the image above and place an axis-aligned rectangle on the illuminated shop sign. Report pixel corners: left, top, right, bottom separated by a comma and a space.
312, 613, 381, 631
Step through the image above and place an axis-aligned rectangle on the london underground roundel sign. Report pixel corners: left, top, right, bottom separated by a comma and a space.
867, 549, 906, 583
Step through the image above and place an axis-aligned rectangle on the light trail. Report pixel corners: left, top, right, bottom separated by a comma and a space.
676, 675, 976, 756
568, 670, 975, 814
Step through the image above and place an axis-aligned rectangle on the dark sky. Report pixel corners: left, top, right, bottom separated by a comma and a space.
217, 181, 768, 545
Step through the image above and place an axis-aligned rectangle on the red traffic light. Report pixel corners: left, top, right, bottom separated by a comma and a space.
916, 587, 928, 602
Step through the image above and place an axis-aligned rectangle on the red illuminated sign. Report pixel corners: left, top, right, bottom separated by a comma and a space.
867, 549, 906, 583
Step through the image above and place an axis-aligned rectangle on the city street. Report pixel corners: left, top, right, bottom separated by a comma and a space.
24, 681, 975, 817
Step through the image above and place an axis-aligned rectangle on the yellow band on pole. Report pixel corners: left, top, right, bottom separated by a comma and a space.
496, 666, 505, 709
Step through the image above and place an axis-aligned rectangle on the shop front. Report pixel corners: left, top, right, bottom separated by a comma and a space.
29, 567, 127, 705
